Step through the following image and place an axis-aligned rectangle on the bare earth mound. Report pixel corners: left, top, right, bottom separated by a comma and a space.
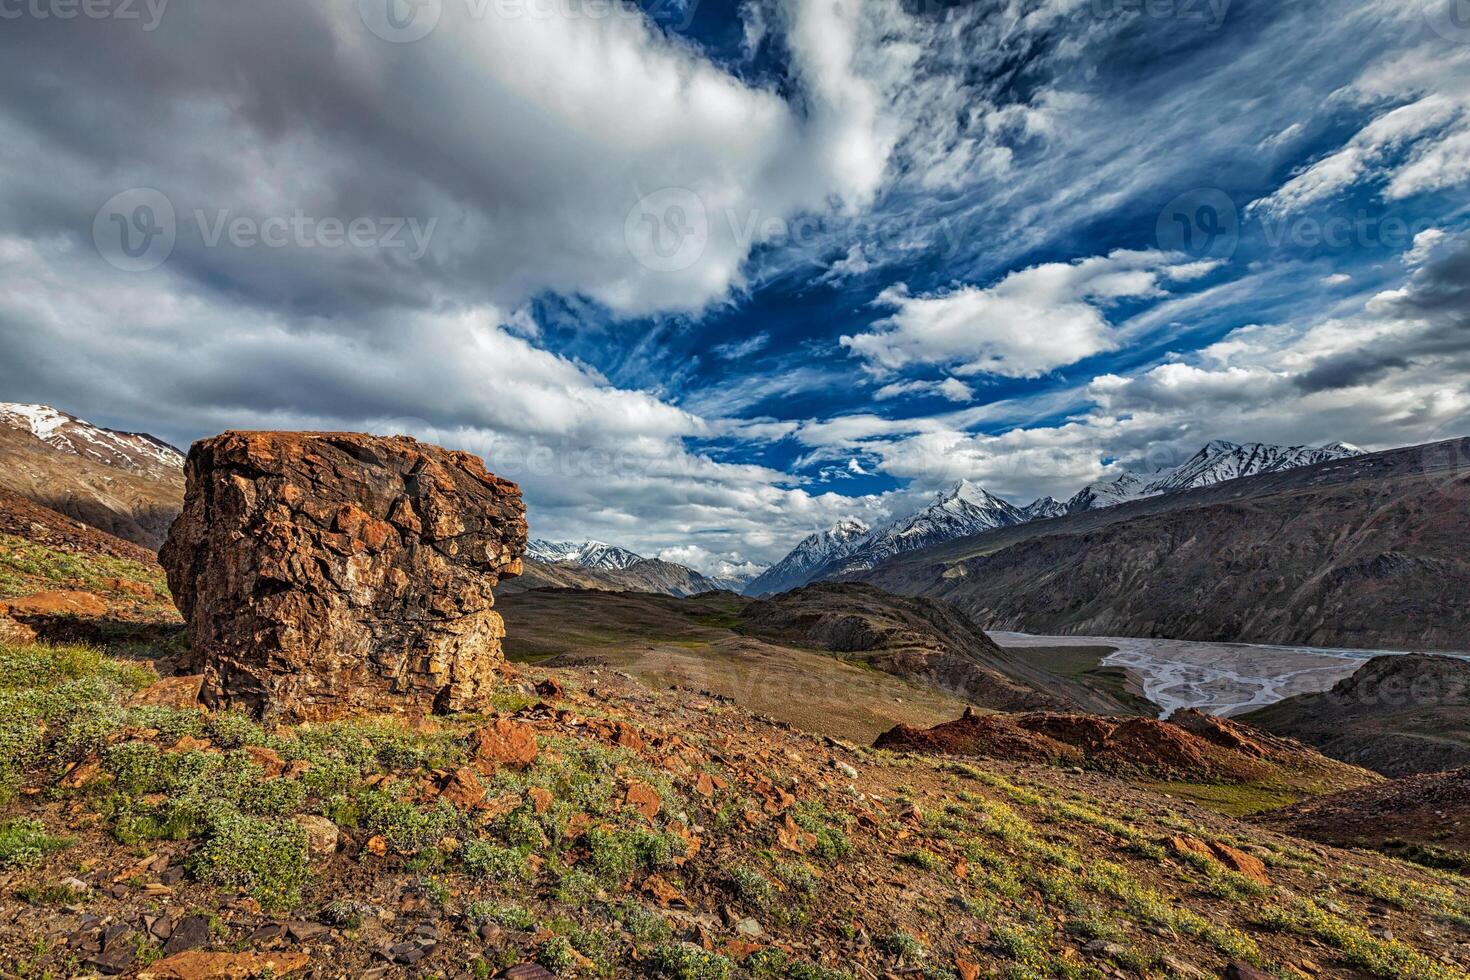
876, 707, 1379, 789
1258, 768, 1470, 867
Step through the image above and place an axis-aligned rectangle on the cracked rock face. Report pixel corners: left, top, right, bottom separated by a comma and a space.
160, 431, 526, 721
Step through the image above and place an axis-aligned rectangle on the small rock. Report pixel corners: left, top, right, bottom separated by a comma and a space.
470, 719, 539, 770
135, 951, 312, 979
163, 916, 212, 955
501, 965, 557, 980
534, 677, 564, 699
128, 675, 205, 710
1223, 963, 1272, 980
734, 918, 763, 938
285, 921, 330, 942
292, 815, 340, 858
833, 761, 859, 779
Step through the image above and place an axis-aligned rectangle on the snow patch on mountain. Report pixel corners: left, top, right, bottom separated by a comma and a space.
526, 539, 645, 570
0, 402, 185, 476
743, 518, 871, 596
1020, 496, 1068, 521
835, 481, 1025, 574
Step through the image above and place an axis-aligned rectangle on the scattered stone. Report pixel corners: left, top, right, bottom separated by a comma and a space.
0, 614, 37, 643
534, 677, 564, 699
136, 951, 312, 979
624, 780, 662, 819
1223, 963, 1273, 980
501, 965, 556, 980
470, 718, 540, 770
244, 745, 286, 777
833, 760, 859, 780
734, 918, 763, 938
160, 431, 527, 722
129, 675, 207, 714
292, 815, 340, 858
247, 925, 285, 944
285, 922, 330, 943
163, 916, 212, 955
439, 766, 487, 808
527, 786, 554, 814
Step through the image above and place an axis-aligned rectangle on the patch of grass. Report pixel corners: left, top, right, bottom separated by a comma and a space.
1255, 898, 1466, 980
460, 840, 531, 883
466, 901, 536, 930
900, 848, 945, 872
537, 936, 576, 972
879, 929, 927, 963
748, 950, 853, 980
730, 866, 777, 909
0, 819, 71, 870
1140, 781, 1300, 817
0, 534, 169, 605
613, 901, 672, 944
646, 943, 733, 980
187, 808, 310, 908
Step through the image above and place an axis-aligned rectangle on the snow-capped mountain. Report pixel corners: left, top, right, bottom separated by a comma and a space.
1019, 496, 1068, 521
836, 481, 1025, 573
1065, 441, 1364, 514
526, 539, 644, 571
1141, 440, 1363, 496
756, 439, 1369, 595
0, 403, 184, 481
1064, 471, 1149, 514
744, 519, 871, 596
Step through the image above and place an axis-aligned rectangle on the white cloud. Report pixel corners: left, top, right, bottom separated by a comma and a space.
841, 250, 1209, 378
1320, 273, 1353, 286
1251, 45, 1470, 217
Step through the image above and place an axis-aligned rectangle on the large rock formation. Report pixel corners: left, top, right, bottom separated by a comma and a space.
160, 432, 526, 721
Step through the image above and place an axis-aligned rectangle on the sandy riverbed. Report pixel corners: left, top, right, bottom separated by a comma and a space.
991, 632, 1467, 717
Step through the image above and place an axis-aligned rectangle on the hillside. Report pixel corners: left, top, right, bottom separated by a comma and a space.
1241, 655, 1470, 777
502, 557, 727, 598
2, 502, 1470, 978
849, 438, 1470, 650
735, 583, 1143, 716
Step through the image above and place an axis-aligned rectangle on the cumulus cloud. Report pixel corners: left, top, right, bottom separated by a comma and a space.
842, 251, 1213, 378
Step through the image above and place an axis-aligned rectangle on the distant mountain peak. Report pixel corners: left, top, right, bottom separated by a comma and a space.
525, 538, 644, 571
0, 401, 184, 478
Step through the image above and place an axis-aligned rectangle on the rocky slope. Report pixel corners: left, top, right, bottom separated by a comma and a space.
851, 438, 1470, 650
1258, 768, 1470, 868
1241, 655, 1470, 777
3, 498, 1470, 978
0, 403, 184, 482
876, 706, 1378, 796
735, 583, 1141, 715
0, 421, 183, 550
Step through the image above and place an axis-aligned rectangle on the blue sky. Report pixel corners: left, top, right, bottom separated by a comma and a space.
1, 0, 1468, 576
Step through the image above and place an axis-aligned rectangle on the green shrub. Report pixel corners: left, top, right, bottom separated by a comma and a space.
0, 819, 70, 869
730, 866, 776, 909
188, 808, 310, 908
466, 901, 536, 930
461, 840, 530, 882
646, 943, 732, 980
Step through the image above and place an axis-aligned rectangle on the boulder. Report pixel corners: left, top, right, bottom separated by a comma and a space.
160, 431, 526, 722
0, 590, 108, 619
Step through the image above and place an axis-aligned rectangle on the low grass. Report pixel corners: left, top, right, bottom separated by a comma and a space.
1141, 780, 1302, 817
0, 533, 169, 605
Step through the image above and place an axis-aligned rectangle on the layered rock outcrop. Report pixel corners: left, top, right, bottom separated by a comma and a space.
160, 432, 526, 721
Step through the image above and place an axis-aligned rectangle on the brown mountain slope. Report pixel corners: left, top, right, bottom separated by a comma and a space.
876, 706, 1378, 802
1257, 768, 1470, 869
0, 425, 183, 549
736, 582, 1145, 715
850, 438, 1470, 650
499, 556, 725, 597
1240, 655, 1470, 777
